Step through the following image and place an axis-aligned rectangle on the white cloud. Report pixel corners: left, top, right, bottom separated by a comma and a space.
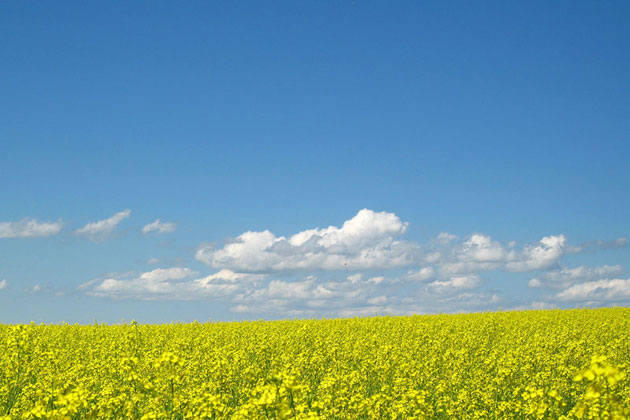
84, 267, 263, 300
77, 208, 630, 315
0, 279, 7, 290
139, 267, 197, 282
458, 234, 512, 263
75, 209, 131, 237
219, 272, 491, 318
435, 232, 457, 245
434, 234, 511, 276
431, 233, 570, 276
347, 273, 363, 283
367, 295, 388, 305
195, 269, 266, 286
79, 262, 531, 318
259, 279, 334, 300
528, 265, 623, 289
556, 278, 630, 302
195, 210, 622, 282
196, 209, 417, 273
33, 284, 41, 292
406, 266, 435, 282
428, 275, 482, 293
142, 219, 176, 235
367, 276, 385, 285
91, 267, 197, 297
506, 235, 566, 272
89, 267, 196, 299
443, 233, 567, 274
0, 218, 63, 238
231, 275, 377, 316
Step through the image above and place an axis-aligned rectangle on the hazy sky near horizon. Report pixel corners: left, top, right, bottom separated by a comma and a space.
1, 1, 629, 323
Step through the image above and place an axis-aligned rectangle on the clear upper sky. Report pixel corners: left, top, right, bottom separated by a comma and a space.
1, 1, 629, 323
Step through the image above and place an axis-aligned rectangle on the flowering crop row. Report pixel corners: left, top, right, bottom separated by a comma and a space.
1, 308, 629, 419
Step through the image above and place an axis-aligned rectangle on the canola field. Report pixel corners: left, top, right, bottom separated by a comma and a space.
1, 308, 629, 420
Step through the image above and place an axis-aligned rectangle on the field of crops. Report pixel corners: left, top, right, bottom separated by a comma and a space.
1, 308, 629, 419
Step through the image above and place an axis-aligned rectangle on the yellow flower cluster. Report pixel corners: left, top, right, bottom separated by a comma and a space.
1, 307, 629, 419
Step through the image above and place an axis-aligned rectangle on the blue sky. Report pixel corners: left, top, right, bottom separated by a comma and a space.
1, 1, 629, 323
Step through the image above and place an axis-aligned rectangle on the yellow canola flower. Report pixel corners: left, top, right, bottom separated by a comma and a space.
0, 307, 628, 419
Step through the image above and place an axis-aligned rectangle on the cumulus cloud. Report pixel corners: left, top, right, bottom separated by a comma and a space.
84, 266, 395, 316
142, 219, 176, 235
435, 232, 457, 245
75, 210, 131, 237
195, 269, 266, 286
89, 267, 198, 299
427, 275, 482, 293
196, 209, 418, 273
528, 265, 623, 289
229, 270, 493, 317
196, 211, 618, 282
506, 235, 567, 272
84, 267, 264, 300
457, 234, 512, 263
243, 279, 335, 301
0, 218, 63, 238
78, 208, 630, 316
555, 278, 630, 303
430, 233, 565, 276
435, 234, 511, 276
231, 274, 383, 316
79, 261, 545, 318
406, 266, 435, 282
0, 279, 7, 290
432, 233, 568, 275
